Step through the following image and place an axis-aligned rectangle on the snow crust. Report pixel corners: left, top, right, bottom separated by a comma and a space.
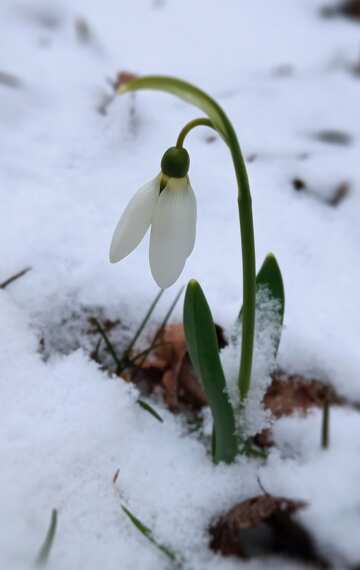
222, 286, 281, 437
1, 0, 360, 568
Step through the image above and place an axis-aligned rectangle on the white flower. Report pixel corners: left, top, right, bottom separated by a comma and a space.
109, 174, 197, 289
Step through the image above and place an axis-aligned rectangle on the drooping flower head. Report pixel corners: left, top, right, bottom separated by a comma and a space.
110, 147, 196, 289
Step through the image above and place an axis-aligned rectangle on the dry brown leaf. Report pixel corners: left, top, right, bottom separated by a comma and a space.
178, 354, 208, 409
340, 0, 360, 19
264, 371, 343, 418
210, 495, 328, 567
132, 324, 211, 412
321, 0, 360, 20
253, 428, 273, 449
161, 369, 178, 411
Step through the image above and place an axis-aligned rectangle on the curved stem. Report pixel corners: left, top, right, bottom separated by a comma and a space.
176, 118, 216, 148
177, 116, 256, 401
230, 128, 256, 401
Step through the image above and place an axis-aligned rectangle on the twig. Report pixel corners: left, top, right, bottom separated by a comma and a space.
327, 182, 350, 207
121, 505, 177, 562
91, 338, 102, 362
0, 267, 31, 289
257, 475, 270, 496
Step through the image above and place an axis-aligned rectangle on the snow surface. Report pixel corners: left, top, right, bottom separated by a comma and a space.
1, 0, 360, 568
222, 287, 281, 437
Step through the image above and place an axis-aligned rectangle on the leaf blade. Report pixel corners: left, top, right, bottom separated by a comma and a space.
137, 399, 164, 423
35, 509, 58, 567
121, 506, 176, 561
183, 280, 237, 464
122, 289, 164, 361
237, 253, 285, 358
255, 253, 285, 357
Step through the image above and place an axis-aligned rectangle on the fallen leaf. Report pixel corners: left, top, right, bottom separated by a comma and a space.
177, 354, 208, 409
129, 323, 230, 412
321, 1, 360, 20
135, 324, 203, 411
264, 371, 343, 418
210, 495, 328, 567
253, 428, 273, 449
339, 0, 360, 19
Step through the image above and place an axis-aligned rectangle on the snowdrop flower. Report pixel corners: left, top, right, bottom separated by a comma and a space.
109, 147, 196, 289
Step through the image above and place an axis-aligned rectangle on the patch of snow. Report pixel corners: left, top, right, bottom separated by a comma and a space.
222, 286, 281, 437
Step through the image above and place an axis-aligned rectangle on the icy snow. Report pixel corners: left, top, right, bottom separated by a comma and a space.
1, 0, 360, 568
222, 287, 281, 437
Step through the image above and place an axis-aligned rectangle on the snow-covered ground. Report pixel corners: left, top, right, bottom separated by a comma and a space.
1, 0, 360, 568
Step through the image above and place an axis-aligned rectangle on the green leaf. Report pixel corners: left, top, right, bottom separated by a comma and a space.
256, 253, 285, 357
256, 254, 284, 320
118, 76, 230, 142
121, 506, 177, 562
237, 253, 285, 358
93, 318, 122, 369
35, 509, 58, 567
137, 399, 164, 423
183, 280, 237, 464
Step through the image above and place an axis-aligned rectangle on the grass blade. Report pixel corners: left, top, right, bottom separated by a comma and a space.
137, 399, 164, 423
152, 286, 184, 347
121, 505, 176, 561
121, 289, 164, 361
35, 509, 58, 566
184, 280, 237, 464
136, 287, 184, 369
321, 397, 330, 449
130, 343, 169, 367
93, 318, 122, 368
94, 291, 164, 373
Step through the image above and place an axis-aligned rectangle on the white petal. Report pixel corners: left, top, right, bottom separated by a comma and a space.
109, 176, 160, 263
149, 177, 197, 288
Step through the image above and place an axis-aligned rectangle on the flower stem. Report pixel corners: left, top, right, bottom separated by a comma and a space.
177, 116, 256, 400
117, 76, 256, 402
176, 118, 215, 148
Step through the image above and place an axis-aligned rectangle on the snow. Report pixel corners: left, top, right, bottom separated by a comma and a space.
1, 0, 360, 568
222, 287, 281, 437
